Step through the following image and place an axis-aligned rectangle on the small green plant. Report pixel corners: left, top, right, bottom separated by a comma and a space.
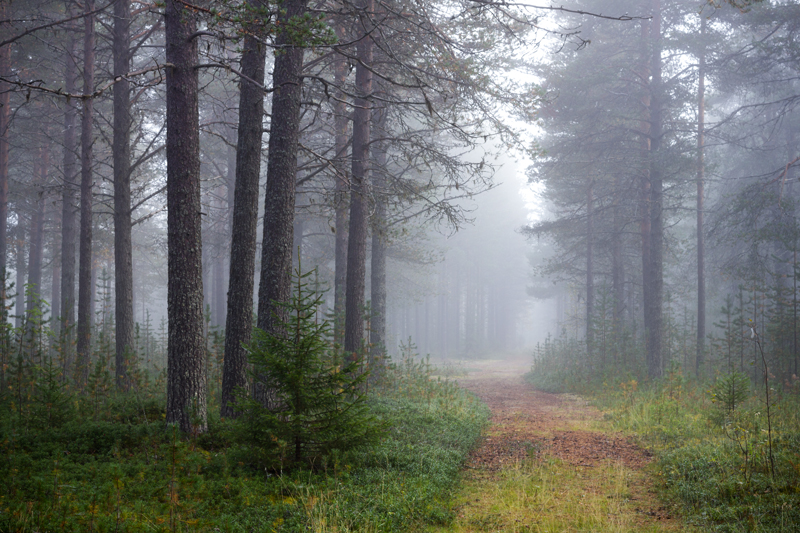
233, 267, 381, 470
710, 371, 750, 414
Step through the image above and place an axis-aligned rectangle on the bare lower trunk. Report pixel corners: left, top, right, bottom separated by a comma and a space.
612, 178, 625, 332
165, 0, 207, 433
695, 14, 706, 379
60, 11, 79, 368
113, 0, 134, 389
585, 181, 594, 357
333, 20, 349, 346
221, 3, 267, 418
369, 107, 387, 372
257, 0, 308, 336
344, 0, 375, 359
76, 0, 95, 386
14, 224, 24, 330
646, 0, 664, 379
25, 148, 47, 352
0, 2, 10, 316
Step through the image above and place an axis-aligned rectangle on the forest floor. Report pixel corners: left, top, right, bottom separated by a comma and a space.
429, 355, 693, 533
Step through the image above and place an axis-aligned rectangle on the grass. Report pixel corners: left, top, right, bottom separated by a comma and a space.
437, 456, 675, 533
0, 355, 489, 532
575, 370, 800, 533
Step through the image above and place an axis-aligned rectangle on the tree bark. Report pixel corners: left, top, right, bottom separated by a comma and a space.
25, 148, 46, 352
344, 0, 375, 359
696, 13, 706, 379
333, 20, 350, 347
646, 0, 664, 379
60, 7, 79, 368
369, 107, 387, 371
585, 180, 594, 357
257, 0, 308, 335
0, 1, 10, 317
14, 222, 24, 330
76, 0, 95, 386
165, 0, 207, 433
612, 177, 625, 332
221, 2, 267, 418
113, 0, 134, 389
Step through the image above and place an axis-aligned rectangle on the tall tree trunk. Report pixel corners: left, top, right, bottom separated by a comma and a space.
76, 0, 95, 386
25, 148, 46, 352
646, 0, 664, 379
612, 177, 625, 332
638, 18, 653, 376
113, 0, 134, 389
61, 7, 79, 369
220, 0, 268, 419
0, 1, 10, 318
14, 223, 24, 329
344, 0, 375, 358
256, 0, 308, 336
333, 21, 349, 347
51, 199, 61, 337
369, 107, 387, 371
586, 180, 594, 358
165, 0, 207, 433
696, 13, 706, 379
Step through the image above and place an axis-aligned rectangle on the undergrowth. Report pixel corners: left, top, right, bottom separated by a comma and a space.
0, 352, 488, 532
528, 357, 800, 532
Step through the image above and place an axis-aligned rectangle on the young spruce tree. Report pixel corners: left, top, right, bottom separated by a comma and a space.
235, 267, 380, 470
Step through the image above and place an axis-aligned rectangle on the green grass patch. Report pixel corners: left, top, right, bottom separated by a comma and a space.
576, 371, 800, 532
0, 358, 488, 532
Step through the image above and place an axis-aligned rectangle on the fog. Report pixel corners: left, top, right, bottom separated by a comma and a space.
1, 0, 800, 394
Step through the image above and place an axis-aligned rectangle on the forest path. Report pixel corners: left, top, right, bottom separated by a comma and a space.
429, 355, 689, 533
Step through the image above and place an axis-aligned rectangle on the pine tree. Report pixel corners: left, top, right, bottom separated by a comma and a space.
235, 267, 380, 470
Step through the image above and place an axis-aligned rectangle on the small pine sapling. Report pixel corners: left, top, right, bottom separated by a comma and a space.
234, 267, 381, 470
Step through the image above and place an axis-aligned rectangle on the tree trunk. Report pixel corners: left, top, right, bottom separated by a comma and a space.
333, 21, 350, 347
25, 148, 47, 351
369, 107, 387, 371
51, 210, 61, 338
0, 1, 10, 317
14, 223, 24, 330
612, 177, 625, 332
221, 2, 267, 417
256, 0, 308, 336
113, 0, 134, 389
165, 0, 207, 433
696, 13, 706, 379
344, 0, 375, 359
76, 0, 95, 386
646, 0, 664, 379
586, 180, 594, 357
637, 18, 653, 377
60, 8, 79, 368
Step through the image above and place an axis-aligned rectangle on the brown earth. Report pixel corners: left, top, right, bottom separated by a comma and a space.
447, 356, 682, 528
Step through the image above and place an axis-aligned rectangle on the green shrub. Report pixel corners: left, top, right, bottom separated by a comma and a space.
710, 371, 750, 414
233, 268, 382, 470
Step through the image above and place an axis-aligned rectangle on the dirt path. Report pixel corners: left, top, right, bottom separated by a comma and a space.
430, 357, 686, 532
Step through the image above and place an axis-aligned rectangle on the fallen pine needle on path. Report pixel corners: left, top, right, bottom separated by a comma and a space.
429, 355, 693, 533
